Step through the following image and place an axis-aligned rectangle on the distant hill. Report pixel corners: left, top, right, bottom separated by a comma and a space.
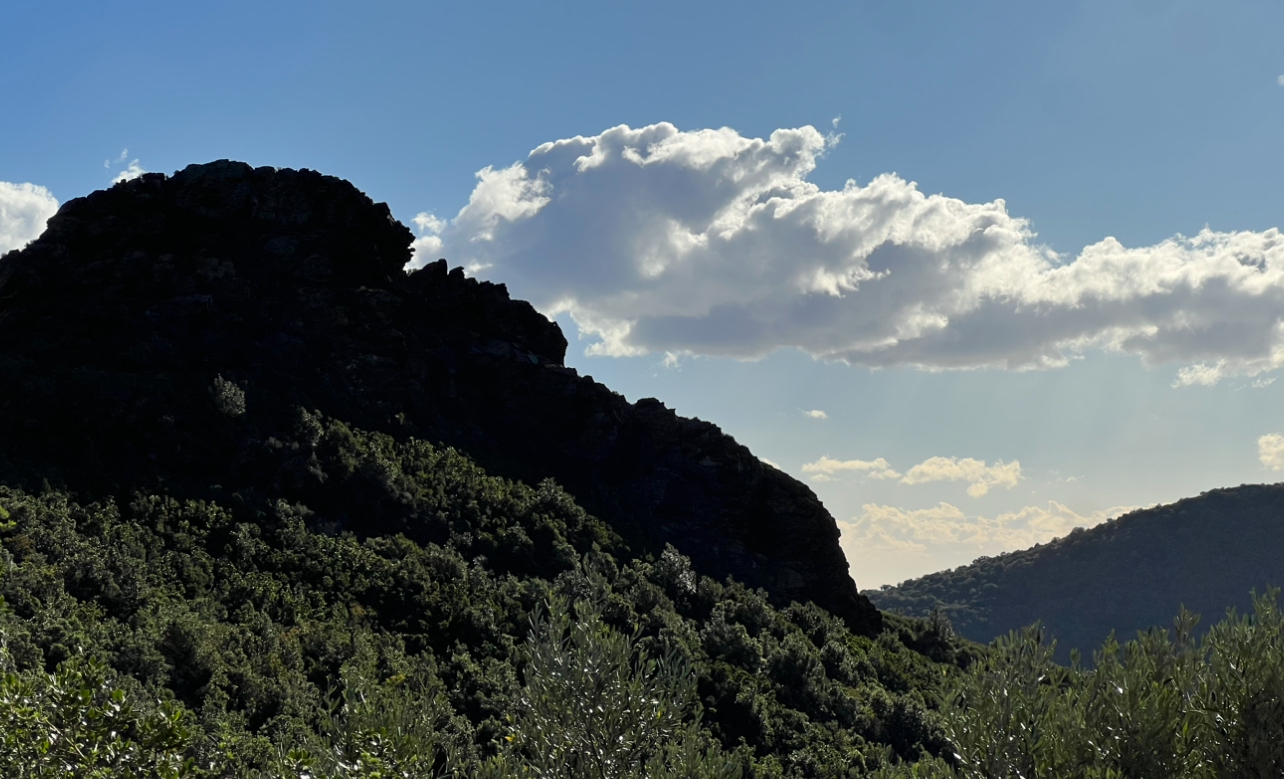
864, 484, 1284, 660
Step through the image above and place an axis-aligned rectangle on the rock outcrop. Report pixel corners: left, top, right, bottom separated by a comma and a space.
0, 161, 880, 633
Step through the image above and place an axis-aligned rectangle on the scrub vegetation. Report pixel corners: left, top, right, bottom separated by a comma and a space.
0, 417, 967, 777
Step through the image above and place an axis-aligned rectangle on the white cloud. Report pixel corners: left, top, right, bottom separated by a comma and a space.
841, 500, 1134, 554
802, 456, 902, 481
111, 158, 146, 184
1259, 433, 1284, 471
802, 453, 1020, 496
0, 181, 59, 256
900, 456, 1022, 497
419, 122, 1284, 383
804, 409, 828, 419
1278, 74, 1284, 87
1174, 361, 1224, 387
413, 211, 447, 235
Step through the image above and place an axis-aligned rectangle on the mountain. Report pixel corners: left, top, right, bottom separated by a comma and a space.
0, 161, 976, 775
0, 160, 877, 635
864, 484, 1284, 660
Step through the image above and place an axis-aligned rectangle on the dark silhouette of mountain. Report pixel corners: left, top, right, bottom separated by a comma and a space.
0, 160, 878, 634
864, 484, 1284, 659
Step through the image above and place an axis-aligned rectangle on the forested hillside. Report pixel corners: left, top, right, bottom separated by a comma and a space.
0, 162, 963, 775
0, 418, 968, 775
0, 160, 874, 631
865, 485, 1284, 659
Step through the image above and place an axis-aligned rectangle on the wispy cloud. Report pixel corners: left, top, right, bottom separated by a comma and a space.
0, 181, 59, 255
105, 150, 146, 184
1259, 433, 1284, 471
418, 122, 1284, 384
802, 456, 901, 482
801, 454, 1021, 497
803, 409, 827, 419
103, 148, 129, 168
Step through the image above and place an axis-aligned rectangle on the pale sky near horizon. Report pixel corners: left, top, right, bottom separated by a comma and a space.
4, 0, 1284, 588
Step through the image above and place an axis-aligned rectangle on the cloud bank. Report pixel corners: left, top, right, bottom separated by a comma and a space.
416, 122, 1284, 383
802, 454, 1021, 496
0, 182, 59, 256
841, 500, 1135, 555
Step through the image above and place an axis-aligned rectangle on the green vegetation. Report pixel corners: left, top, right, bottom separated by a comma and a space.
876, 591, 1284, 779
0, 413, 967, 776
865, 486, 1284, 660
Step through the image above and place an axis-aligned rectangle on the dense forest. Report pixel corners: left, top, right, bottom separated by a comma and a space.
0, 417, 969, 776
864, 486, 1284, 661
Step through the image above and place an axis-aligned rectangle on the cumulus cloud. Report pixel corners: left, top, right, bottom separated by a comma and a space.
801, 454, 1020, 496
802, 456, 901, 482
1259, 433, 1284, 471
417, 122, 1284, 383
900, 456, 1022, 497
0, 181, 59, 256
804, 409, 828, 419
841, 500, 1134, 553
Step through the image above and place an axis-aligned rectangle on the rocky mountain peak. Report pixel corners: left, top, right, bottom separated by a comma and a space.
0, 161, 880, 634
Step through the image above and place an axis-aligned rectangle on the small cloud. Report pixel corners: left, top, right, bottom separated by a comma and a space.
1259, 433, 1284, 471
111, 158, 146, 184
759, 456, 781, 470
1278, 74, 1284, 87
900, 456, 1022, 497
1174, 361, 1225, 387
1252, 377, 1276, 389
104, 148, 128, 169
802, 456, 901, 481
831, 115, 842, 129
411, 234, 444, 261
810, 474, 833, 483
803, 409, 828, 420
661, 351, 682, 369
413, 212, 447, 235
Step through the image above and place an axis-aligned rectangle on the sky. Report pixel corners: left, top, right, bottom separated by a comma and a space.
3, 0, 1284, 589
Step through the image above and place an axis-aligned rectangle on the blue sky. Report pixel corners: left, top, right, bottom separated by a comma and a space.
4, 0, 1284, 587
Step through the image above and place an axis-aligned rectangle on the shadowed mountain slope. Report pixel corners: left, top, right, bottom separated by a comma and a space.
0, 160, 878, 633
864, 484, 1284, 659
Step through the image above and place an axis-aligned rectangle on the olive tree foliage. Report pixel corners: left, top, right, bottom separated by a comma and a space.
478, 595, 741, 779
0, 640, 197, 778
263, 649, 472, 779
877, 589, 1284, 779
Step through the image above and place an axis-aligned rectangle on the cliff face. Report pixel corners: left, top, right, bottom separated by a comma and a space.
0, 161, 880, 633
